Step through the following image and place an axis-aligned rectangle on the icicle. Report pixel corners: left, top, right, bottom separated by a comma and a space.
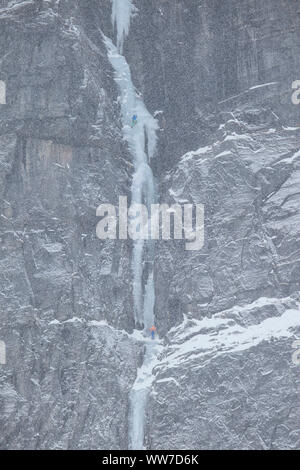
111, 0, 136, 53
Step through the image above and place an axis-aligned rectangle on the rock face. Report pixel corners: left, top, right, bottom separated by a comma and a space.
0, 0, 300, 450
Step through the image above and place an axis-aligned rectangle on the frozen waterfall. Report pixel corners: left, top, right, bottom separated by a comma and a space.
104, 0, 160, 450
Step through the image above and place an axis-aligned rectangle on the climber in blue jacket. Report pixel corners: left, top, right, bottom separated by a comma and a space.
131, 114, 138, 127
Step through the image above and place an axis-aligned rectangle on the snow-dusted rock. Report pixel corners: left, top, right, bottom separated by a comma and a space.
1, 0, 300, 450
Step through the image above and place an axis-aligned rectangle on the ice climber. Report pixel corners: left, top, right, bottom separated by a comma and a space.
131, 114, 138, 127
149, 325, 156, 340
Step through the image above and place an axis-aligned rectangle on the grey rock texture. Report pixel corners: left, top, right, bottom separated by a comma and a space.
0, 0, 138, 450
155, 114, 300, 334
149, 297, 300, 450
1, 0, 300, 450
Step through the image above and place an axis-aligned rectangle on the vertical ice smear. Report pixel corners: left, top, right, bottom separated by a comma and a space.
128, 340, 162, 450
143, 272, 155, 331
104, 1, 159, 450
104, 36, 158, 325
104, 38, 158, 162
111, 0, 136, 53
0, 80, 6, 105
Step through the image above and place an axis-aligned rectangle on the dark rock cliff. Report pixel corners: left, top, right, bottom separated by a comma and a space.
0, 0, 300, 450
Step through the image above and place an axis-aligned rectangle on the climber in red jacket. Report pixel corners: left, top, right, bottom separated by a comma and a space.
149, 325, 157, 340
